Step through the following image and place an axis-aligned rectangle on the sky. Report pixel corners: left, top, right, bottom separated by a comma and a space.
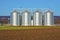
0, 0, 60, 16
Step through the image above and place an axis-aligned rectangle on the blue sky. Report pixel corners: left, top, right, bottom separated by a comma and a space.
0, 0, 60, 16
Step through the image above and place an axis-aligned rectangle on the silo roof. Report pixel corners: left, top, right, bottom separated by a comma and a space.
33, 10, 42, 14
11, 10, 20, 14
44, 10, 53, 14
22, 10, 30, 14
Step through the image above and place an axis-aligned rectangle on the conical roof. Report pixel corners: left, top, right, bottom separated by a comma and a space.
44, 10, 53, 14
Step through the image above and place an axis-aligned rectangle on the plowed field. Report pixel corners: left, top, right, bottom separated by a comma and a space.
0, 28, 60, 40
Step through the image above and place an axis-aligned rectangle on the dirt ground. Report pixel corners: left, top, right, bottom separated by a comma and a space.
0, 28, 60, 40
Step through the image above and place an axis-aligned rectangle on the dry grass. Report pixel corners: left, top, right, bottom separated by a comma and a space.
0, 26, 60, 30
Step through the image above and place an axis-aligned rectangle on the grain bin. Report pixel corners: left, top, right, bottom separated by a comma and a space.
33, 10, 42, 26
22, 10, 31, 26
10, 10, 20, 26
44, 10, 54, 26
19, 14, 22, 25
31, 15, 33, 26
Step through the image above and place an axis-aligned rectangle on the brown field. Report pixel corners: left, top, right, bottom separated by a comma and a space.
0, 28, 60, 40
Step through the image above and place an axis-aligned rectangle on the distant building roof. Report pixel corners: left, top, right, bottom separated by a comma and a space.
0, 16, 10, 18
54, 16, 60, 24
0, 16, 10, 21
54, 16, 60, 19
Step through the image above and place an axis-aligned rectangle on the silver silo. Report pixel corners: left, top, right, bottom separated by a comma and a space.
19, 14, 22, 25
31, 15, 33, 26
10, 10, 20, 26
44, 10, 54, 26
22, 10, 31, 26
33, 10, 42, 26
31, 20, 33, 26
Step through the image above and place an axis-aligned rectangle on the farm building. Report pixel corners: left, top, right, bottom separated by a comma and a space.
0, 16, 10, 26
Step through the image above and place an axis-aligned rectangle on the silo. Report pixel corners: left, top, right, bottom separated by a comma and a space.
33, 10, 42, 26
19, 14, 22, 25
10, 10, 20, 26
44, 10, 54, 26
22, 10, 31, 26
31, 15, 33, 26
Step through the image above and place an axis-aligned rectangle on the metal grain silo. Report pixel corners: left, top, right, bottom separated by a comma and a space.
31, 20, 33, 26
22, 10, 31, 26
10, 10, 20, 26
19, 14, 22, 25
44, 10, 54, 26
33, 10, 42, 26
31, 15, 33, 26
